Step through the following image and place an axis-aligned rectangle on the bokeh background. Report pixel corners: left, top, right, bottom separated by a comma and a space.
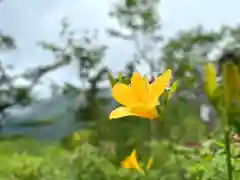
0, 0, 240, 179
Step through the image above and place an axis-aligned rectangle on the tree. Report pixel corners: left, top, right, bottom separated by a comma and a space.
108, 0, 162, 74
39, 19, 108, 92
38, 19, 109, 121
0, 32, 32, 123
161, 26, 224, 98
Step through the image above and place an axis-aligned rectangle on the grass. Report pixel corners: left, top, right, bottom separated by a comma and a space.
0, 138, 70, 180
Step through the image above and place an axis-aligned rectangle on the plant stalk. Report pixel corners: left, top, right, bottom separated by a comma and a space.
224, 125, 233, 180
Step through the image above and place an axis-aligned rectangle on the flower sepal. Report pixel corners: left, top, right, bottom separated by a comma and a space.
108, 71, 131, 87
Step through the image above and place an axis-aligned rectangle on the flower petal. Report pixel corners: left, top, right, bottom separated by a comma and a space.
131, 106, 158, 120
131, 149, 137, 157
131, 72, 152, 104
121, 157, 132, 168
131, 72, 147, 93
112, 83, 139, 107
204, 63, 217, 98
151, 69, 172, 99
109, 107, 138, 119
121, 149, 144, 173
121, 150, 137, 169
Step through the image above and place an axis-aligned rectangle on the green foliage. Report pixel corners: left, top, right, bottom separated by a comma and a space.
1, 137, 240, 180
39, 19, 107, 88
0, 31, 16, 50
0, 139, 69, 180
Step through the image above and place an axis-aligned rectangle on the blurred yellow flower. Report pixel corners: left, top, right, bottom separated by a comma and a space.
121, 149, 144, 173
109, 70, 172, 120
204, 63, 217, 99
223, 63, 240, 106
121, 150, 153, 173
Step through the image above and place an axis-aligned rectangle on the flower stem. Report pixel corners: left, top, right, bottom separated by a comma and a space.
224, 125, 233, 180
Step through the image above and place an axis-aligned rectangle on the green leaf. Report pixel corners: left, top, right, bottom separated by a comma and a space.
125, 0, 137, 7
203, 154, 213, 161
121, 77, 130, 85
168, 80, 178, 100
117, 72, 123, 80
108, 71, 117, 87
215, 141, 225, 148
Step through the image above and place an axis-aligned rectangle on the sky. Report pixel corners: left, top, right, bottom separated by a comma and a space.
0, 0, 240, 97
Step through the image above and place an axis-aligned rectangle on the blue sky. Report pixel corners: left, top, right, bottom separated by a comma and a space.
0, 0, 240, 97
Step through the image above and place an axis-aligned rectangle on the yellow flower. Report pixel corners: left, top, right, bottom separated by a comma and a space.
109, 70, 172, 120
204, 63, 217, 99
121, 149, 144, 173
121, 150, 153, 173
223, 63, 240, 106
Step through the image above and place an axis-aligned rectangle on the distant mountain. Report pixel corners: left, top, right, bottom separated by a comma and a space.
5, 92, 83, 123
0, 88, 115, 140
